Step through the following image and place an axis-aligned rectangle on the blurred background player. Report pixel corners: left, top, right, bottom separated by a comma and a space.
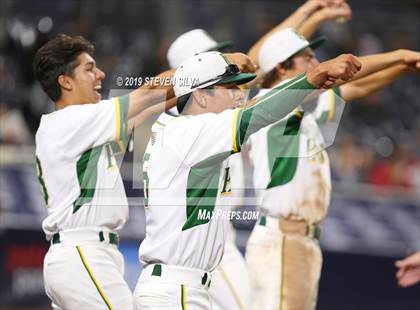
33, 33, 175, 309
245, 21, 420, 310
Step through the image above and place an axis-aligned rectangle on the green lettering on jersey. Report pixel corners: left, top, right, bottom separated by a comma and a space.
73, 146, 102, 213
143, 153, 150, 208
182, 152, 230, 231
266, 114, 301, 188
221, 167, 232, 195
35, 156, 49, 206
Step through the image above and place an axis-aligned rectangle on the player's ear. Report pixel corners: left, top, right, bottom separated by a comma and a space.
193, 89, 207, 109
58, 74, 73, 91
275, 63, 287, 80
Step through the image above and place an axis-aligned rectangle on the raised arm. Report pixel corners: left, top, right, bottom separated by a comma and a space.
298, 1, 352, 38
127, 69, 176, 119
247, 0, 329, 64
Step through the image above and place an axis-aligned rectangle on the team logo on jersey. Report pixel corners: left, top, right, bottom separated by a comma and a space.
221, 167, 232, 195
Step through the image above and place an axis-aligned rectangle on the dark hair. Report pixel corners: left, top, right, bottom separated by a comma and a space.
33, 33, 94, 101
176, 93, 192, 114
176, 85, 218, 114
261, 57, 295, 88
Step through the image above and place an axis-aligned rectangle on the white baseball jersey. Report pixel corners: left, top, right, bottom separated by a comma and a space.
249, 82, 341, 223
140, 74, 317, 271
140, 111, 240, 272
35, 96, 130, 239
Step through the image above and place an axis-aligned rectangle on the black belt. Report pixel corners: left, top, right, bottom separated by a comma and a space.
51, 231, 119, 245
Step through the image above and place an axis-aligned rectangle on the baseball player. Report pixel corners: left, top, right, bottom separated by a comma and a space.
33, 33, 175, 309
245, 27, 420, 310
134, 50, 362, 309
166, 28, 251, 310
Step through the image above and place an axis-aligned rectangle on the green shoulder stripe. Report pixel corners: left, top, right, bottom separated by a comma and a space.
116, 95, 129, 140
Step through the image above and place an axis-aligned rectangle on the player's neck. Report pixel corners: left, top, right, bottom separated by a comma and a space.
55, 97, 81, 110
54, 94, 84, 110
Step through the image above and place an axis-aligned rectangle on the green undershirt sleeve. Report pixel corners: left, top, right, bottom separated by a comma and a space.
235, 73, 315, 150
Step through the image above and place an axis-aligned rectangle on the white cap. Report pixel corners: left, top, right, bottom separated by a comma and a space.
173, 51, 256, 98
167, 29, 232, 69
259, 28, 326, 73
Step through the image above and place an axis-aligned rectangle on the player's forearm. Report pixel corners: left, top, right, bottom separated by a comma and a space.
236, 53, 361, 147
298, 2, 352, 38
236, 73, 315, 147
247, 1, 325, 65
297, 10, 327, 38
127, 98, 176, 132
127, 69, 176, 119
336, 50, 407, 86
340, 64, 409, 101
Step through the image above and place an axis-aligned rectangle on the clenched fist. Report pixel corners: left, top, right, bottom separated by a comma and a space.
307, 54, 362, 88
224, 53, 257, 74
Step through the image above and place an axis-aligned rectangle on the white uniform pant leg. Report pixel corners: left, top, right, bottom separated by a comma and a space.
43, 242, 134, 309
134, 280, 210, 309
209, 239, 251, 310
246, 224, 322, 310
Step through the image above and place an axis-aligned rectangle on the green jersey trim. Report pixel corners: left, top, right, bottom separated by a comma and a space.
114, 95, 129, 141
235, 74, 314, 149
316, 87, 340, 125
267, 114, 301, 189
35, 156, 49, 206
182, 152, 231, 231
73, 146, 102, 214
143, 153, 150, 208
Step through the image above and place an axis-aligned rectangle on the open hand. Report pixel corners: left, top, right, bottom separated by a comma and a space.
395, 252, 420, 288
321, 2, 352, 22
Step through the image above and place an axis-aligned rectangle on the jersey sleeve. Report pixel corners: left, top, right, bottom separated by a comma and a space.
168, 109, 240, 167
57, 95, 129, 157
310, 87, 342, 125
168, 73, 315, 168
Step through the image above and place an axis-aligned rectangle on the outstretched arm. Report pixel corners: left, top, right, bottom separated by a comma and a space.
235, 54, 361, 148
334, 49, 420, 87
339, 64, 409, 102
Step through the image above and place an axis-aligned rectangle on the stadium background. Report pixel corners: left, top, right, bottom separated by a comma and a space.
0, 0, 419, 308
